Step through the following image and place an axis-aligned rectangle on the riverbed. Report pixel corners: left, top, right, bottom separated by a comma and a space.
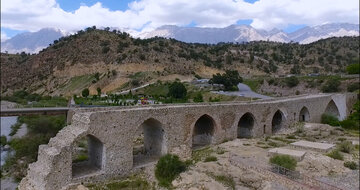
1, 116, 17, 166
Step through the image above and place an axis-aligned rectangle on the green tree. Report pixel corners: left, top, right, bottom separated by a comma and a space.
168, 81, 187, 99
82, 88, 89, 98
210, 70, 243, 91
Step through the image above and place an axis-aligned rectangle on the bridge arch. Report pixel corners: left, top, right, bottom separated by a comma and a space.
72, 134, 104, 178
237, 112, 255, 138
272, 110, 285, 134
324, 100, 340, 119
192, 114, 215, 149
133, 118, 167, 166
299, 106, 310, 122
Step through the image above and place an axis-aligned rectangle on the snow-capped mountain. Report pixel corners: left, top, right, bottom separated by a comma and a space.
139, 23, 358, 44
1, 28, 65, 53
1, 23, 358, 54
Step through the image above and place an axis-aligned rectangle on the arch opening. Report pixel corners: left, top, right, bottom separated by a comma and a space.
133, 118, 166, 167
324, 100, 340, 119
72, 135, 104, 178
237, 112, 255, 138
272, 110, 285, 134
192, 115, 215, 149
299, 107, 310, 122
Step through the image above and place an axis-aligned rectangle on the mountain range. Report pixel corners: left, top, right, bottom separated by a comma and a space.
1, 23, 358, 53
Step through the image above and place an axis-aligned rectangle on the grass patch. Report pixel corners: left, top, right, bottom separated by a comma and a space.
242, 79, 263, 92
204, 156, 218, 162
207, 173, 235, 190
286, 135, 297, 139
268, 141, 281, 147
60, 74, 96, 93
344, 161, 358, 170
272, 137, 293, 144
73, 154, 88, 163
9, 122, 22, 136
338, 141, 354, 153
155, 154, 187, 188
88, 175, 151, 190
326, 150, 344, 160
269, 155, 297, 170
192, 146, 214, 163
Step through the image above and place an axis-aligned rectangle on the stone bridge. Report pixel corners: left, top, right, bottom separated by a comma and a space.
19, 93, 357, 190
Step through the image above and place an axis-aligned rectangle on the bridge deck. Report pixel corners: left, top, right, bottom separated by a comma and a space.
0, 107, 69, 117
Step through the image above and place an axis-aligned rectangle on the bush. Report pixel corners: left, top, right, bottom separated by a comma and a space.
269, 155, 297, 170
155, 154, 187, 187
322, 79, 341, 93
347, 83, 359, 92
193, 92, 203, 102
346, 63, 360, 74
284, 76, 299, 88
0, 135, 7, 146
344, 161, 358, 170
321, 114, 339, 126
204, 156, 217, 162
326, 150, 343, 160
338, 141, 354, 153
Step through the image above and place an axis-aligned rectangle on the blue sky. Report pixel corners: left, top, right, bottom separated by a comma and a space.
1, 0, 358, 40
57, 0, 134, 12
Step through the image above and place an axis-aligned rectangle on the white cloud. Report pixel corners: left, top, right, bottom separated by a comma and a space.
1, 31, 9, 42
1, 0, 359, 34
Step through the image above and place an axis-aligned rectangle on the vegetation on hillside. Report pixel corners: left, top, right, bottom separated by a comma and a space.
1, 26, 358, 95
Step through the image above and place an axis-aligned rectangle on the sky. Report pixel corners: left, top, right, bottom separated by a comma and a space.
1, 0, 359, 41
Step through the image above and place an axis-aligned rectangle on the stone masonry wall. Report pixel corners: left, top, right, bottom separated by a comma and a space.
19, 93, 356, 190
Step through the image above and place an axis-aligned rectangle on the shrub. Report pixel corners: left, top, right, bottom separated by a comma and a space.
193, 92, 203, 102
346, 63, 360, 74
155, 154, 187, 187
347, 83, 359, 92
326, 150, 343, 160
269, 155, 297, 170
285, 76, 299, 88
344, 161, 358, 170
321, 79, 341, 93
338, 141, 354, 153
0, 135, 7, 146
204, 156, 217, 162
321, 114, 339, 126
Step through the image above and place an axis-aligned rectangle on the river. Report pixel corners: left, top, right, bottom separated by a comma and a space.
212, 83, 272, 99
1, 116, 17, 166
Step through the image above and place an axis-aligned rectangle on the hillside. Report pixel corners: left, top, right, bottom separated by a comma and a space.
1, 28, 359, 96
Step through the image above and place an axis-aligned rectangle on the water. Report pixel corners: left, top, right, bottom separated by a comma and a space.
212, 83, 272, 99
1, 116, 18, 166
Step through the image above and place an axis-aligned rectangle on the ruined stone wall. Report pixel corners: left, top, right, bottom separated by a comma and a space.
19, 93, 356, 190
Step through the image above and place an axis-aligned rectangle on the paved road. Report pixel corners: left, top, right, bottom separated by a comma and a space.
212, 83, 272, 99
